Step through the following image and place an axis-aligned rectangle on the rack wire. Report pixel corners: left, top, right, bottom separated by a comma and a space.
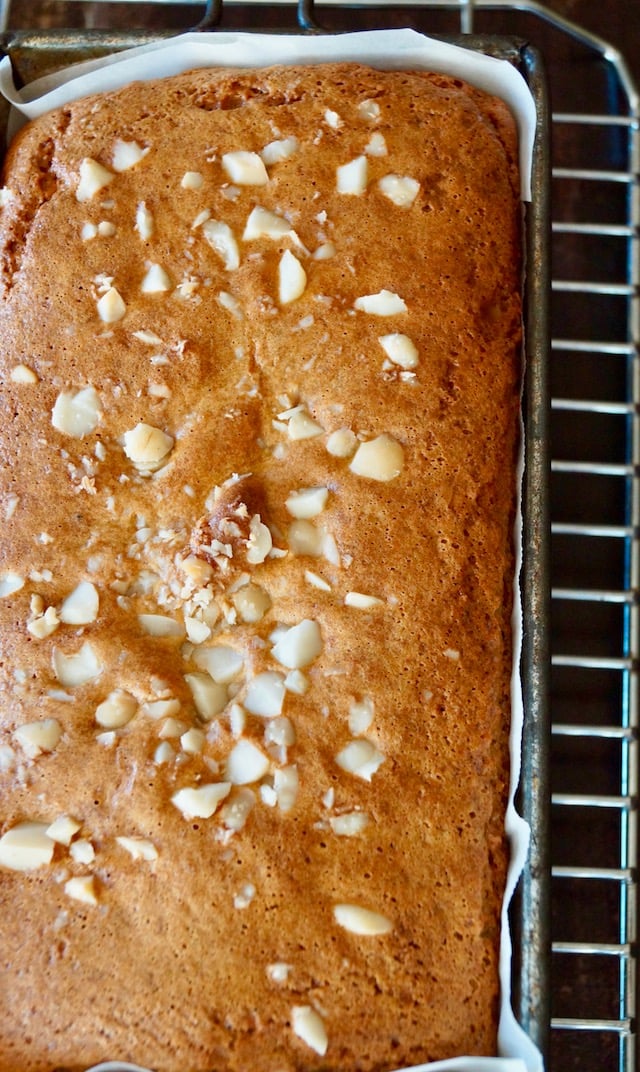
0, 1, 638, 1069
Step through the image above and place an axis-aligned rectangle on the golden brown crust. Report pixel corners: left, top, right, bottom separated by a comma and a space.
0, 64, 521, 1071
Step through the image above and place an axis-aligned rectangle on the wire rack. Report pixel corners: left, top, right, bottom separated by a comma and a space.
0, 1, 638, 1070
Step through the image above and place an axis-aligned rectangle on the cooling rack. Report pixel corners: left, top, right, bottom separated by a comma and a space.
0, 1, 637, 1070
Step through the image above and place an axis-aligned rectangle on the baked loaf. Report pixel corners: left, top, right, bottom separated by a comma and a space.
0, 63, 522, 1072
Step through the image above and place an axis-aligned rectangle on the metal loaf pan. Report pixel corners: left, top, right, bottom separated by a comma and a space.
0, 21, 551, 1068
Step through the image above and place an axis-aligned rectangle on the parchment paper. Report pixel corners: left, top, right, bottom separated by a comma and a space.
0, 28, 543, 1072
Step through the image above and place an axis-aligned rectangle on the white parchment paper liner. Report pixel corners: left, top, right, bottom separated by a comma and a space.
0, 28, 542, 1072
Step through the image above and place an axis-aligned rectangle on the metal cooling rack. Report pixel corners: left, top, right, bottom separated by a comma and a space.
0, 1, 637, 1070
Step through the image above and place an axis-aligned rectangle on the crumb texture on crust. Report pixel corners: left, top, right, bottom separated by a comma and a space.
0, 64, 521, 1072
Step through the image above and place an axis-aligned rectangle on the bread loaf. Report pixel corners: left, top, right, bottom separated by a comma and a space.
0, 63, 522, 1071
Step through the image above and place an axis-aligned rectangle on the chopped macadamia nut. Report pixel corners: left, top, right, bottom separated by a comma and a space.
221, 789, 256, 832
333, 903, 393, 935
138, 614, 184, 639
358, 98, 381, 120
291, 1005, 328, 1057
70, 838, 95, 865
27, 606, 59, 638
64, 875, 97, 905
181, 171, 204, 190
185, 617, 211, 644
97, 286, 126, 323
135, 201, 154, 240
153, 741, 174, 765
267, 962, 292, 984
202, 220, 240, 271
324, 108, 342, 129
141, 263, 172, 294
123, 422, 174, 472
98, 220, 116, 237
46, 816, 82, 846
312, 241, 336, 261
274, 764, 299, 812
365, 132, 388, 157
116, 836, 158, 862
193, 645, 244, 684
349, 697, 375, 735
329, 811, 369, 837
76, 158, 114, 202
15, 718, 62, 758
345, 591, 384, 610
142, 698, 181, 720
226, 739, 270, 785
243, 205, 292, 241
304, 570, 331, 593
59, 581, 99, 625
95, 690, 138, 729
287, 520, 324, 557
285, 487, 329, 519
0, 572, 25, 598
244, 671, 286, 718
0, 822, 54, 871
52, 386, 102, 438
260, 136, 299, 164
52, 642, 102, 688
326, 427, 357, 458
184, 672, 228, 721
336, 738, 385, 781
354, 290, 407, 316
171, 782, 231, 819
246, 514, 273, 564
10, 364, 38, 384
231, 583, 272, 623
286, 408, 323, 441
222, 151, 269, 185
278, 250, 307, 305
336, 156, 368, 195
112, 139, 149, 171
378, 174, 420, 207
378, 333, 419, 369
181, 727, 206, 755
272, 620, 323, 670
349, 434, 404, 482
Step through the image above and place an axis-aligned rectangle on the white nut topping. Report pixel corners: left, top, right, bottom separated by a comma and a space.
10, 363, 38, 384
220, 787, 255, 831
46, 815, 81, 846
184, 672, 228, 721
304, 570, 331, 593
378, 333, 419, 369
59, 581, 99, 625
329, 811, 369, 837
14, 718, 62, 758
312, 241, 336, 261
98, 221, 116, 236
95, 690, 137, 729
138, 614, 184, 639
112, 139, 149, 172
348, 697, 374, 735
272, 619, 322, 670
135, 201, 154, 240
324, 108, 342, 129
76, 158, 114, 202
336, 739, 385, 781
97, 286, 126, 323
378, 174, 420, 207
116, 836, 158, 861
0, 822, 54, 871
336, 155, 368, 195
153, 741, 174, 765
52, 386, 102, 438
267, 962, 292, 984
52, 642, 102, 687
171, 782, 231, 819
0, 572, 25, 598
233, 882, 256, 910
123, 422, 174, 472
326, 428, 357, 458
181, 171, 204, 190
354, 290, 407, 316
287, 408, 323, 441
142, 698, 181, 720
274, 764, 299, 812
365, 132, 388, 157
358, 98, 381, 120
222, 151, 269, 186
226, 739, 270, 785
291, 1005, 328, 1056
159, 717, 188, 739
231, 583, 272, 623
141, 263, 172, 293
244, 671, 286, 718
333, 903, 393, 935
344, 592, 384, 610
64, 875, 97, 905
288, 520, 324, 557
185, 617, 211, 644
278, 250, 307, 305
264, 716, 296, 748
193, 645, 244, 684
28, 605, 58, 640
202, 220, 240, 271
285, 486, 329, 519
349, 434, 404, 482
70, 838, 95, 864
260, 136, 300, 164
246, 514, 273, 565
243, 205, 291, 241
181, 727, 206, 755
